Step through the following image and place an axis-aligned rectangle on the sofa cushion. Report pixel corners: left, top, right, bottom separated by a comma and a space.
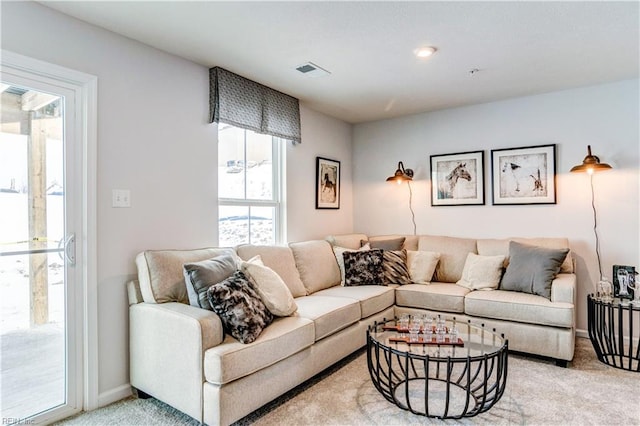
136, 248, 236, 304
314, 285, 395, 318
236, 245, 307, 297
240, 256, 297, 317
344, 249, 385, 286
395, 283, 469, 313
407, 250, 440, 284
326, 233, 369, 250
500, 241, 569, 299
204, 315, 315, 385
382, 250, 412, 285
477, 237, 573, 273
464, 289, 574, 328
294, 295, 361, 340
418, 235, 477, 283
208, 271, 273, 344
456, 253, 506, 291
183, 254, 237, 310
364, 236, 405, 251
289, 240, 342, 294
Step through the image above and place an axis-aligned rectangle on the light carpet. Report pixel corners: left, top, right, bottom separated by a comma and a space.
56, 337, 640, 425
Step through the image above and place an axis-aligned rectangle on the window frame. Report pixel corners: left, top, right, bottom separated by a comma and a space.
217, 125, 286, 245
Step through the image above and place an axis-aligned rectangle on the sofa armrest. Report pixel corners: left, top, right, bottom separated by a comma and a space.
130, 302, 224, 422
127, 280, 144, 305
550, 273, 576, 305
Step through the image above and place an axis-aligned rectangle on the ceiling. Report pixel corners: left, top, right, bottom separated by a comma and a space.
40, 1, 639, 124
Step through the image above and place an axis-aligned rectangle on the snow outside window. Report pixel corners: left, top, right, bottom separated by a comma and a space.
218, 124, 284, 246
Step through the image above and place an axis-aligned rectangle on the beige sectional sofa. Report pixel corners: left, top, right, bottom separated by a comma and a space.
128, 233, 576, 425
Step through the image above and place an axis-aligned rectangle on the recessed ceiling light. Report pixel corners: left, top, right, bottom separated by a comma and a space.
414, 46, 437, 58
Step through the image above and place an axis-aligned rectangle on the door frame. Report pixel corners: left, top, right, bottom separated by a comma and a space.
1, 50, 99, 421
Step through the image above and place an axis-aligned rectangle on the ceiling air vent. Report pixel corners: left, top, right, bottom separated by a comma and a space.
295, 62, 331, 78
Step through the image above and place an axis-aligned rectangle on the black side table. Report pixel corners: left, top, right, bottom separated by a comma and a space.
587, 294, 640, 372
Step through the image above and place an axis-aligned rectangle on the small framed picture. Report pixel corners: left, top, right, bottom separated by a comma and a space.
316, 157, 340, 209
430, 150, 484, 206
491, 144, 556, 205
613, 265, 636, 299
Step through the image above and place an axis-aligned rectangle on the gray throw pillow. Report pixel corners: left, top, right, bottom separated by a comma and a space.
344, 249, 385, 286
361, 237, 406, 251
500, 241, 569, 299
208, 270, 273, 344
183, 254, 237, 310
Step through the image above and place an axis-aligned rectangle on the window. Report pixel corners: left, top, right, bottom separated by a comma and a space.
218, 124, 285, 246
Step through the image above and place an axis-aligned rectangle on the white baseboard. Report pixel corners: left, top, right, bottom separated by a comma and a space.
576, 328, 588, 339
98, 383, 132, 408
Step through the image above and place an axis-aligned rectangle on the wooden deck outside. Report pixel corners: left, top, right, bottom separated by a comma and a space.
1, 323, 65, 420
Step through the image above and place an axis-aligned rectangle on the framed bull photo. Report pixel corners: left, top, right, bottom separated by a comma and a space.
491, 144, 556, 205
316, 157, 340, 209
430, 151, 484, 206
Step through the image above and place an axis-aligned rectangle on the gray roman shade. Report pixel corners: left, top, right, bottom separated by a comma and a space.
209, 67, 301, 144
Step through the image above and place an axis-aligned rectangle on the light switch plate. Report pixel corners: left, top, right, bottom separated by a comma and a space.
112, 189, 131, 208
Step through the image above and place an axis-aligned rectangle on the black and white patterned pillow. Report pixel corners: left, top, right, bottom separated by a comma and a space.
343, 249, 385, 286
383, 249, 412, 285
207, 270, 273, 344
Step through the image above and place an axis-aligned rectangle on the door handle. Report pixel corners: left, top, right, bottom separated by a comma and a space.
64, 234, 76, 266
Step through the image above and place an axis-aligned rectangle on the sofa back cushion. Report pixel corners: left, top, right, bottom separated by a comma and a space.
326, 233, 369, 250
290, 240, 341, 294
477, 237, 573, 273
236, 245, 307, 298
136, 248, 235, 304
418, 235, 477, 283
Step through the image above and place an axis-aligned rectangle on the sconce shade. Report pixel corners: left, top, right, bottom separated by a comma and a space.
386, 161, 414, 183
570, 145, 612, 173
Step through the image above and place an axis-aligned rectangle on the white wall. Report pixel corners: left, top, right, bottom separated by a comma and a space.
288, 105, 353, 242
1, 1, 353, 406
353, 79, 640, 333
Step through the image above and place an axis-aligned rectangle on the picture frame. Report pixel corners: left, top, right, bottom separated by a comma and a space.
613, 265, 636, 299
316, 157, 340, 209
430, 150, 484, 206
491, 144, 556, 205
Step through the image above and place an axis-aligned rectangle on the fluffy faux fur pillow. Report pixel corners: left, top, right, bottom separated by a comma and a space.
343, 249, 385, 286
208, 270, 273, 344
333, 243, 371, 285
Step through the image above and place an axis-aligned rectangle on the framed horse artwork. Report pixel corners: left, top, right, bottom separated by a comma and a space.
316, 157, 340, 209
430, 151, 485, 206
491, 144, 556, 205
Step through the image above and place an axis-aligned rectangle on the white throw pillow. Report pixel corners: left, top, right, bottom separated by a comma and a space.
240, 255, 297, 316
333, 243, 371, 285
456, 252, 506, 290
407, 250, 441, 284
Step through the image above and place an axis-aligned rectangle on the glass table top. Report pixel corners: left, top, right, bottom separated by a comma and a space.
369, 316, 506, 360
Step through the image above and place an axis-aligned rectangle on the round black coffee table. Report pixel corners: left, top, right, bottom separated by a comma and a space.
366, 317, 508, 419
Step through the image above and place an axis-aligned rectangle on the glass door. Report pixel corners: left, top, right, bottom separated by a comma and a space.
0, 78, 80, 423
